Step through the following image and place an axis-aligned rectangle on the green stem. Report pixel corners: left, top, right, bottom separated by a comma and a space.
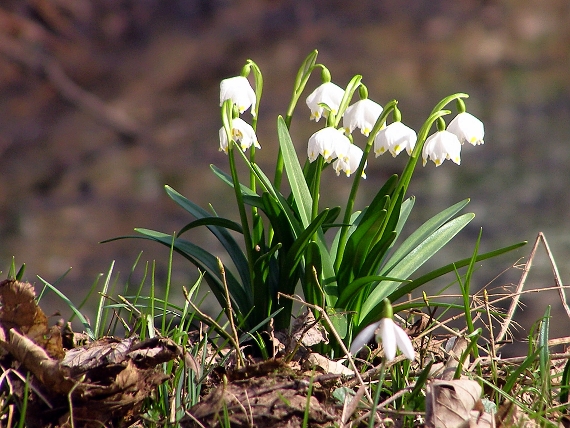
222, 100, 255, 290
374, 93, 470, 250
334, 100, 398, 271
274, 51, 319, 190
228, 144, 255, 291
311, 156, 324, 221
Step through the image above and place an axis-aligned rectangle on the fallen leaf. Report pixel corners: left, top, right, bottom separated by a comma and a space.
306, 353, 354, 376
0, 279, 64, 359
425, 379, 486, 428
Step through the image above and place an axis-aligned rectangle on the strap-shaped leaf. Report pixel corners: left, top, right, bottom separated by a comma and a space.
386, 240, 527, 304
282, 209, 330, 285
336, 274, 411, 309
210, 165, 264, 209
165, 185, 250, 290
380, 199, 470, 275
359, 213, 475, 322
277, 116, 313, 229
133, 228, 252, 320
178, 217, 243, 237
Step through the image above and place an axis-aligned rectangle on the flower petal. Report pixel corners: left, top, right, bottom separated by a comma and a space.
374, 122, 417, 157
220, 76, 256, 116
393, 323, 415, 361
422, 130, 461, 166
447, 112, 484, 145
343, 99, 383, 136
349, 321, 381, 355
378, 318, 397, 361
306, 82, 345, 122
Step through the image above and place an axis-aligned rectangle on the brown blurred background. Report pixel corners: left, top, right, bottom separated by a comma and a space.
0, 0, 569, 342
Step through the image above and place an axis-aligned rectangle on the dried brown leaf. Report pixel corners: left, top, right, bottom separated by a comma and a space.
426, 379, 484, 428
0, 279, 64, 359
306, 353, 354, 376
291, 309, 329, 347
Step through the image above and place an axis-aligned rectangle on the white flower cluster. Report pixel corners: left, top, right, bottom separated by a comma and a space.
218, 76, 259, 153
305, 82, 484, 172
218, 75, 485, 169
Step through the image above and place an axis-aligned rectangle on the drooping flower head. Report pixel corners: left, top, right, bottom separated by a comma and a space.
306, 82, 345, 122
333, 144, 366, 178
219, 118, 260, 153
350, 299, 414, 361
307, 127, 350, 163
447, 112, 484, 146
374, 121, 417, 157
422, 130, 461, 166
343, 98, 383, 136
220, 76, 256, 117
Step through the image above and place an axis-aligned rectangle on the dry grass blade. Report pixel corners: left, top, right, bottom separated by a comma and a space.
277, 292, 374, 404
496, 232, 570, 344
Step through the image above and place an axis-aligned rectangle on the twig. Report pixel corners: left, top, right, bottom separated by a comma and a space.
182, 286, 245, 367
218, 257, 243, 368
277, 292, 374, 404
539, 232, 570, 320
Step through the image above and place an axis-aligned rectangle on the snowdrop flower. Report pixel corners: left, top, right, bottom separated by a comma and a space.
306, 82, 345, 122
350, 318, 415, 362
219, 118, 260, 153
374, 122, 417, 157
333, 144, 366, 178
447, 112, 484, 145
422, 130, 461, 166
307, 127, 350, 163
343, 99, 383, 136
220, 76, 256, 116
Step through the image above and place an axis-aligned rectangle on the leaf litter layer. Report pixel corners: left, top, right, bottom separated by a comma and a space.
0, 233, 570, 427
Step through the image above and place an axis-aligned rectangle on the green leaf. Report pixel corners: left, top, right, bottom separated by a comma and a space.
210, 165, 264, 208
321, 206, 342, 232
337, 274, 411, 309
277, 116, 312, 229
37, 276, 95, 340
386, 241, 527, 303
132, 229, 252, 322
165, 185, 251, 291
358, 212, 475, 323
283, 209, 330, 284
178, 217, 243, 236
381, 199, 470, 274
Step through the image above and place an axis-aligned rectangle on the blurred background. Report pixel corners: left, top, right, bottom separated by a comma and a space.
0, 0, 569, 348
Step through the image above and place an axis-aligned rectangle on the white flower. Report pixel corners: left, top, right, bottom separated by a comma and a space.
374, 122, 417, 157
343, 99, 383, 136
306, 82, 345, 122
350, 318, 415, 362
219, 118, 260, 153
447, 112, 484, 145
422, 130, 461, 166
307, 127, 350, 163
220, 76, 256, 117
333, 144, 366, 178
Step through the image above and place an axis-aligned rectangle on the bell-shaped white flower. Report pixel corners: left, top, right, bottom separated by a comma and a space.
343, 99, 383, 136
350, 318, 415, 362
374, 121, 417, 157
307, 127, 350, 163
220, 76, 256, 117
422, 130, 461, 166
447, 112, 484, 146
219, 118, 260, 153
333, 144, 366, 178
306, 82, 345, 122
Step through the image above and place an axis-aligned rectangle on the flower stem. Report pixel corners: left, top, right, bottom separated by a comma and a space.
334, 100, 397, 271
